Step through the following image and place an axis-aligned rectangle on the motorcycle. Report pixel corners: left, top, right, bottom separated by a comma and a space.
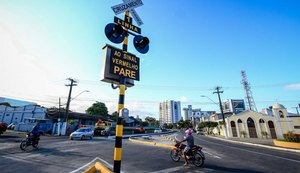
170, 142, 205, 167
20, 133, 40, 151
0, 122, 7, 135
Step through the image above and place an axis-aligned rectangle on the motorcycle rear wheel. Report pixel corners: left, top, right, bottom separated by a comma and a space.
20, 141, 27, 151
193, 153, 204, 167
170, 149, 181, 162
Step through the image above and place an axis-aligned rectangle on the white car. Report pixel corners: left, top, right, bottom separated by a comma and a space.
70, 128, 94, 140
154, 128, 162, 133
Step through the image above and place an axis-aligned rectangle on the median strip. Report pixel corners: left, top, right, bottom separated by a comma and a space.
129, 137, 175, 149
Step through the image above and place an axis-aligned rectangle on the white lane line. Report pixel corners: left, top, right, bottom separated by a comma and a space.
1, 155, 32, 163
203, 151, 221, 159
200, 138, 300, 164
69, 157, 99, 173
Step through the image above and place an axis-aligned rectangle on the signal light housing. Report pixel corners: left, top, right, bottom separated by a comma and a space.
133, 35, 149, 54
105, 23, 125, 44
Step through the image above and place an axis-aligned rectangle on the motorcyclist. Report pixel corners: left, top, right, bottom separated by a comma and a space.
30, 125, 41, 144
179, 128, 194, 166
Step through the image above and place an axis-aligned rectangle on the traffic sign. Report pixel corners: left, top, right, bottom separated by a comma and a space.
102, 44, 140, 82
114, 16, 141, 34
122, 0, 143, 26
111, 0, 143, 15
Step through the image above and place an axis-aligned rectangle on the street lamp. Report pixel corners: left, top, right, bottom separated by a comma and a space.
200, 95, 218, 105
62, 90, 90, 135
201, 93, 228, 139
71, 90, 90, 101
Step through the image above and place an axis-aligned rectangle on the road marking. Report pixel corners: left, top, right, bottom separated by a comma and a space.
1, 155, 32, 163
69, 157, 119, 173
200, 138, 300, 164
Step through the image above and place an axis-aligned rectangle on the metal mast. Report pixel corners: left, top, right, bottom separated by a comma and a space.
241, 70, 257, 112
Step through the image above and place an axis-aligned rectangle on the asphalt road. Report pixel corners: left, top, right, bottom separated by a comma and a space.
0, 131, 299, 173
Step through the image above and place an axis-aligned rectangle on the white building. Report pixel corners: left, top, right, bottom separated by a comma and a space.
159, 100, 181, 125
182, 105, 192, 121
0, 104, 48, 132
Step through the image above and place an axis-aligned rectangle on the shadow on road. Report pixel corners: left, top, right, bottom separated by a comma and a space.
204, 164, 265, 173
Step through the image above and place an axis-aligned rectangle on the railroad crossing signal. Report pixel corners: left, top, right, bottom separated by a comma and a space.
105, 23, 126, 44
105, 0, 149, 54
103, 1, 149, 172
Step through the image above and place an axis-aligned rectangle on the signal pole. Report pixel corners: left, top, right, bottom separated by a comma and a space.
213, 86, 228, 139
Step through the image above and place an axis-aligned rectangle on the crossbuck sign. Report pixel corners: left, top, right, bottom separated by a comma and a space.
111, 0, 144, 26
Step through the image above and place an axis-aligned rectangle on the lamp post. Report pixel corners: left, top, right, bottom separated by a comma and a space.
71, 90, 90, 101
63, 90, 90, 135
201, 92, 228, 139
200, 95, 218, 105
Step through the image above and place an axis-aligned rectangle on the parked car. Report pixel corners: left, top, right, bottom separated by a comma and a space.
101, 126, 116, 136
154, 128, 162, 133
133, 126, 145, 134
70, 127, 94, 140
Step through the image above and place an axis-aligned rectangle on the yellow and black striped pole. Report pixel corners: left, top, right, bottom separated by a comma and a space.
113, 11, 130, 173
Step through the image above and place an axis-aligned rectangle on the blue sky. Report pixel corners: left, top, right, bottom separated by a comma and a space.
0, 0, 299, 120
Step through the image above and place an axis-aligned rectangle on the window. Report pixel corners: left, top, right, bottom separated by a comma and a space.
279, 111, 284, 118
294, 126, 300, 129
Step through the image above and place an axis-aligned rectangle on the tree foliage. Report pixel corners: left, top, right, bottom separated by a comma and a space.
86, 102, 108, 116
177, 120, 192, 129
197, 121, 218, 134
144, 116, 159, 126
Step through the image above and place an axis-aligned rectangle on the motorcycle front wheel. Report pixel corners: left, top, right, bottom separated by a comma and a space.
20, 141, 27, 151
170, 149, 181, 162
193, 152, 204, 167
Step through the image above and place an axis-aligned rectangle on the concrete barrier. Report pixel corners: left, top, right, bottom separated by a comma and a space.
274, 140, 300, 149
160, 135, 177, 143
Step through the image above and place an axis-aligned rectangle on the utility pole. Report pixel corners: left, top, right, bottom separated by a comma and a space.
64, 78, 77, 123
59, 98, 61, 120
213, 86, 228, 139
292, 107, 299, 115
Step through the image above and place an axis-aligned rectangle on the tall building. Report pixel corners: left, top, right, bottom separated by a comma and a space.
159, 100, 181, 125
182, 105, 192, 121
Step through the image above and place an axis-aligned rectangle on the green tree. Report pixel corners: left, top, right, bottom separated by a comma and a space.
110, 111, 118, 121
177, 120, 192, 129
86, 102, 108, 116
197, 121, 218, 134
140, 121, 149, 127
145, 116, 157, 126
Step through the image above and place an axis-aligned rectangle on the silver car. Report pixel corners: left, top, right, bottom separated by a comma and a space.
70, 128, 94, 140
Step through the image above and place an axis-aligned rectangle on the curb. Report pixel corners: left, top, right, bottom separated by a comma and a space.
160, 135, 177, 143
206, 135, 300, 153
274, 140, 300, 149
129, 137, 175, 149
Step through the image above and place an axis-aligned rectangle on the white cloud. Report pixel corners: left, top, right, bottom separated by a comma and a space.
284, 83, 300, 90
180, 96, 188, 103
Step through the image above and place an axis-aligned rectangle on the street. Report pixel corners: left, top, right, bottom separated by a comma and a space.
0, 131, 299, 173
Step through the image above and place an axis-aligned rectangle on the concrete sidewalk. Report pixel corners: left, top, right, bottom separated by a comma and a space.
205, 134, 300, 153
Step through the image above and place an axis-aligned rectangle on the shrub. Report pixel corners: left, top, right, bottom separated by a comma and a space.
261, 131, 268, 138
240, 131, 247, 138
283, 131, 300, 143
